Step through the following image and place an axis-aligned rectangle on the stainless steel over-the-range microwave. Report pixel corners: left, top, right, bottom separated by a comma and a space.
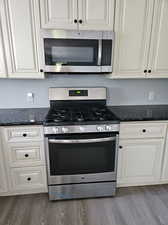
41, 30, 114, 74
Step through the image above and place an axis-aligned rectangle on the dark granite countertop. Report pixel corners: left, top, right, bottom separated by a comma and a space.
108, 105, 168, 122
0, 105, 168, 126
0, 108, 49, 126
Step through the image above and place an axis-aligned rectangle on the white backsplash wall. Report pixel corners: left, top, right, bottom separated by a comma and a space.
1, 75, 168, 108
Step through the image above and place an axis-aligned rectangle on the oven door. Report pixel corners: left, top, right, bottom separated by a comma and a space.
45, 133, 119, 185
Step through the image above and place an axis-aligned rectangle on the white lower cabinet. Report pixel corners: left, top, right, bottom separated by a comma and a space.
0, 162, 8, 193
0, 125, 47, 196
117, 138, 165, 186
11, 166, 47, 192
0, 131, 8, 193
161, 133, 168, 181
7, 142, 45, 167
117, 122, 167, 187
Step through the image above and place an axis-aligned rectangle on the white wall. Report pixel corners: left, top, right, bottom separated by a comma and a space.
0, 75, 168, 108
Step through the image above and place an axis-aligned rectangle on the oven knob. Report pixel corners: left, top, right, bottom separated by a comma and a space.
53, 127, 59, 133
96, 126, 104, 132
105, 125, 114, 131
79, 126, 85, 132
62, 127, 69, 133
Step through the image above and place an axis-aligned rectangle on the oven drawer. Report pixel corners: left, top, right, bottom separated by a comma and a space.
49, 181, 116, 200
4, 126, 43, 142
7, 142, 45, 167
11, 166, 47, 191
120, 122, 167, 139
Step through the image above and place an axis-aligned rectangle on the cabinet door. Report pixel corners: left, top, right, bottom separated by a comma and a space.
117, 139, 164, 186
3, 0, 44, 79
40, 0, 78, 30
148, 0, 168, 78
78, 0, 114, 30
11, 166, 47, 192
0, 135, 8, 193
0, 1, 7, 78
161, 136, 168, 181
0, 27, 7, 78
112, 0, 154, 78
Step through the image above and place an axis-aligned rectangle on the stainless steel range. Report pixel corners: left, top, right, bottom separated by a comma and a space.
44, 87, 120, 200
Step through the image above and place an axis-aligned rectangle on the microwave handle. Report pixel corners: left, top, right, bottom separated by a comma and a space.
97, 39, 102, 66
48, 136, 116, 144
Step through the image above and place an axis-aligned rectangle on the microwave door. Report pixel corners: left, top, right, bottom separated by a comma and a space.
43, 38, 102, 73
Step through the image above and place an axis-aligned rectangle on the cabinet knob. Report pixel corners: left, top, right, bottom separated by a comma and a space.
142, 129, 146, 133
148, 70, 151, 73
74, 19, 78, 23
40, 69, 44, 73
23, 133, 27, 137
144, 70, 147, 73
25, 154, 29, 158
27, 177, 31, 181
119, 146, 123, 149
79, 19, 83, 24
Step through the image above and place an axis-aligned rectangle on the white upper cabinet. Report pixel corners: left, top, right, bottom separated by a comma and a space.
40, 0, 115, 31
78, 0, 114, 30
0, 1, 7, 78
112, 0, 168, 79
147, 0, 168, 78
112, 0, 154, 78
0, 27, 7, 78
2, 0, 44, 79
40, 0, 78, 30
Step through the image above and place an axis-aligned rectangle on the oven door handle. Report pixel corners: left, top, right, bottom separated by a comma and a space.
48, 136, 116, 144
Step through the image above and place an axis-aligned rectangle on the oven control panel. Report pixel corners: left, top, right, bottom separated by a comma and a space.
44, 124, 119, 135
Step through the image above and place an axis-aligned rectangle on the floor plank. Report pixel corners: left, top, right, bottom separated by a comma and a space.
1, 185, 168, 225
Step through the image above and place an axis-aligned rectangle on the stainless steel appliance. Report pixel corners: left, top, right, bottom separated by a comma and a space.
41, 30, 114, 73
44, 87, 120, 200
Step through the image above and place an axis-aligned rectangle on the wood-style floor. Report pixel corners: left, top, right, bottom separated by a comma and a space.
1, 185, 168, 225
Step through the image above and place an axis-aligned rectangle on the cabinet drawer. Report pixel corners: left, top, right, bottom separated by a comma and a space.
4, 126, 43, 142
8, 142, 45, 167
11, 166, 47, 191
120, 122, 167, 139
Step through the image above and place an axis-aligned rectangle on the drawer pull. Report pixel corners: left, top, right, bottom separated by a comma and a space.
142, 129, 146, 133
27, 177, 31, 181
23, 133, 27, 137
25, 154, 29, 158
119, 146, 123, 149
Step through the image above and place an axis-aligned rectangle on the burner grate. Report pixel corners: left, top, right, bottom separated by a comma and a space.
45, 106, 118, 124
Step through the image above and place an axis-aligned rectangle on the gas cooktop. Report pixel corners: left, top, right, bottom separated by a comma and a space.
45, 105, 119, 125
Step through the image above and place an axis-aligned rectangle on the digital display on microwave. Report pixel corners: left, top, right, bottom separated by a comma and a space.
69, 90, 88, 96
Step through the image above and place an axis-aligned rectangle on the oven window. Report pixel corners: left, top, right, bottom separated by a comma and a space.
48, 139, 116, 175
44, 39, 98, 66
